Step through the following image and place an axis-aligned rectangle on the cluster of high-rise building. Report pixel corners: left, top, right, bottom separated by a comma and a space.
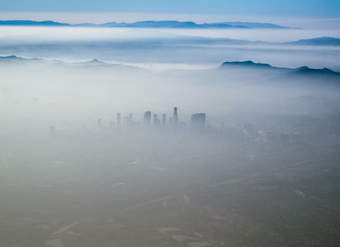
113, 107, 206, 129
48, 106, 207, 136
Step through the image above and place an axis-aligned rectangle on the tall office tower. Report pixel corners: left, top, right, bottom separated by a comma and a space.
153, 114, 160, 126
144, 111, 152, 125
191, 113, 206, 129
124, 116, 131, 127
49, 125, 56, 135
125, 113, 133, 127
162, 114, 167, 126
173, 107, 178, 124
117, 113, 121, 126
97, 118, 102, 128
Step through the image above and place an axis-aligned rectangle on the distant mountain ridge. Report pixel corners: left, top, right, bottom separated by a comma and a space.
222, 61, 273, 68
0, 55, 139, 70
286, 37, 340, 46
0, 20, 289, 29
98, 20, 288, 29
221, 60, 340, 77
0, 55, 42, 62
1, 55, 339, 78
0, 20, 69, 26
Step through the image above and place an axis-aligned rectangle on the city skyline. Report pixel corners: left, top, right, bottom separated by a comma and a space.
112, 107, 207, 129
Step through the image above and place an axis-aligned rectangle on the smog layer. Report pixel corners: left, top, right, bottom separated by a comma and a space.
0, 25, 340, 247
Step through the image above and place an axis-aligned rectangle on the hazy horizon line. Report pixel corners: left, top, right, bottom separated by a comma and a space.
1, 11, 340, 29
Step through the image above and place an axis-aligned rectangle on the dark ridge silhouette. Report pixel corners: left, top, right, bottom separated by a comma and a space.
221, 61, 273, 69
221, 60, 340, 78
0, 55, 140, 71
294, 66, 340, 76
72, 59, 140, 70
0, 20, 288, 29
287, 37, 340, 46
0, 20, 69, 26
0, 55, 41, 62
101, 20, 287, 29
80, 59, 108, 65
0, 55, 23, 61
1, 55, 338, 78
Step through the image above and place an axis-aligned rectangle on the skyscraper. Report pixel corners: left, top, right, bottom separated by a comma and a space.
49, 125, 56, 135
173, 107, 178, 124
125, 113, 133, 127
153, 114, 160, 126
191, 113, 206, 129
116, 113, 121, 126
144, 111, 151, 125
162, 114, 167, 126
97, 118, 102, 128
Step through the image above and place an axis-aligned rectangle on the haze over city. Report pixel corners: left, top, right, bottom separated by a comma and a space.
0, 1, 340, 247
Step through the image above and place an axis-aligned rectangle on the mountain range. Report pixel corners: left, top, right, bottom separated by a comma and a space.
0, 20, 69, 26
221, 60, 340, 78
286, 37, 340, 46
0, 55, 139, 70
0, 20, 289, 29
1, 20, 340, 46
211, 36, 340, 46
198, 36, 340, 46
1, 55, 339, 79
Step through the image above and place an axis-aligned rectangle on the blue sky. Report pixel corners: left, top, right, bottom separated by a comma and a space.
1, 0, 340, 18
